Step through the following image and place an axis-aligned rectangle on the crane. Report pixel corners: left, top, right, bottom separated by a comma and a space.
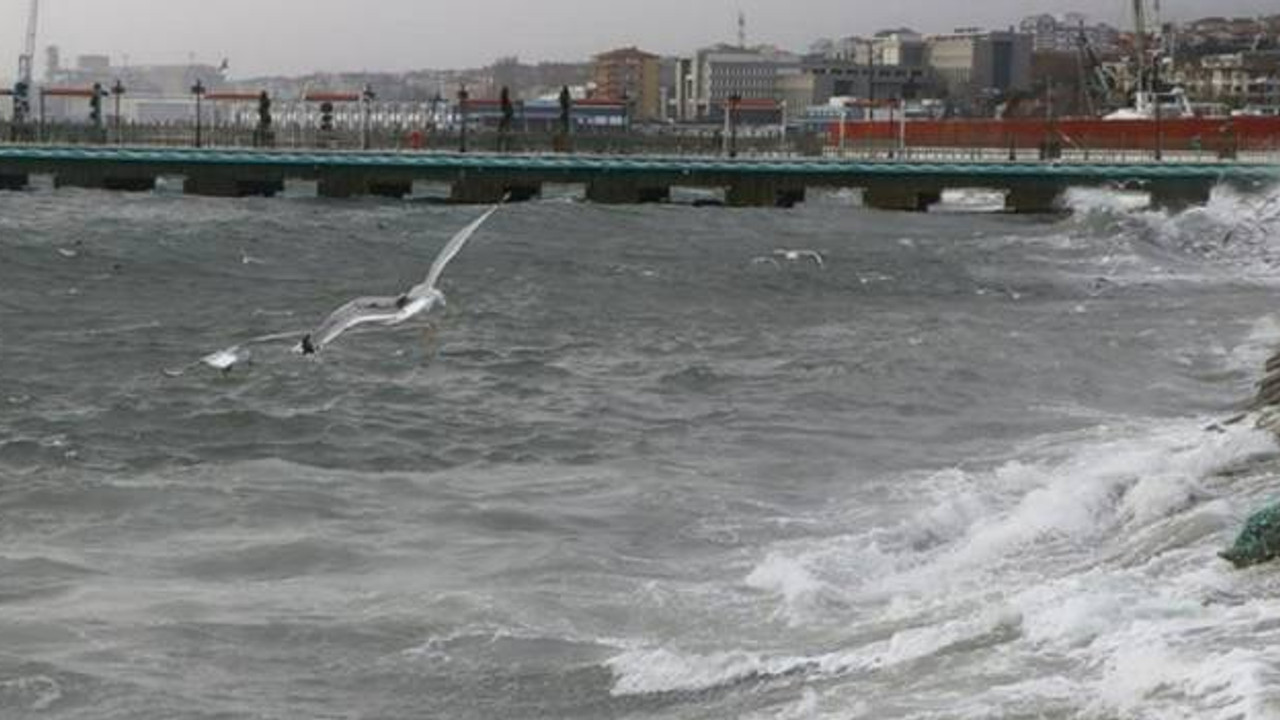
1132, 0, 1147, 96
1076, 22, 1118, 115
13, 0, 39, 125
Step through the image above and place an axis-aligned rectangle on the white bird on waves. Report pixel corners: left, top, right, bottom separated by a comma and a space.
166, 204, 500, 376
772, 249, 825, 268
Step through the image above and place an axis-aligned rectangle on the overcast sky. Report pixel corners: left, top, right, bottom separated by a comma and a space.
0, 0, 1275, 81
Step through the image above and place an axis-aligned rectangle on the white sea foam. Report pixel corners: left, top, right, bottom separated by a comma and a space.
606, 607, 1022, 697
744, 552, 828, 625
624, 416, 1280, 715
1093, 638, 1279, 720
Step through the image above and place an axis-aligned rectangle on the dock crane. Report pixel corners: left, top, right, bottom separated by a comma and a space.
12, 0, 39, 126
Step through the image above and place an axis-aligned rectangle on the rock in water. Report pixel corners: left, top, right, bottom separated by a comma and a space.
1220, 502, 1280, 568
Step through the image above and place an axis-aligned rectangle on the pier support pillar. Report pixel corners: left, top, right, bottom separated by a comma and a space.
367, 179, 414, 199
184, 172, 283, 197
317, 174, 366, 199
0, 173, 27, 191
55, 168, 156, 192
1146, 180, 1213, 213
1004, 182, 1066, 214
585, 178, 670, 204
450, 176, 540, 204
726, 179, 806, 208
862, 182, 941, 212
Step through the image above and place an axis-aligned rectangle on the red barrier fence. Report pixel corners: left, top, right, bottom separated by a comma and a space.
41, 87, 99, 98
831, 116, 1280, 152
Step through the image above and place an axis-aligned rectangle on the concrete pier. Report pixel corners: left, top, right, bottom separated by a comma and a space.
0, 147, 1271, 213
450, 176, 541, 203
863, 181, 943, 212
367, 179, 414, 199
54, 167, 157, 192
317, 174, 364, 199
585, 177, 670, 204
1004, 181, 1067, 213
0, 173, 27, 190
1146, 180, 1214, 212
726, 178, 807, 208
184, 172, 284, 197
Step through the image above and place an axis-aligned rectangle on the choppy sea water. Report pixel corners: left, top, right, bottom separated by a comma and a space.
2, 182, 1280, 719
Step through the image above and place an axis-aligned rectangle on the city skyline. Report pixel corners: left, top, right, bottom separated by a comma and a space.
1, 0, 1278, 82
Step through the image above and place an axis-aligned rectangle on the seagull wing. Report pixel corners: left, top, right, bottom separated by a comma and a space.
804, 251, 826, 268
305, 295, 408, 352
409, 204, 501, 299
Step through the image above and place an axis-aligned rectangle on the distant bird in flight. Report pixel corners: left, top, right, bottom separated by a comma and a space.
166, 204, 501, 375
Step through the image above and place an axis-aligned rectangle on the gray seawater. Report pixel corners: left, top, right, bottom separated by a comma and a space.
2, 183, 1280, 719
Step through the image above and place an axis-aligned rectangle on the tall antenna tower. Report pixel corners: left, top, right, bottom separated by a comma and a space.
738, 10, 747, 48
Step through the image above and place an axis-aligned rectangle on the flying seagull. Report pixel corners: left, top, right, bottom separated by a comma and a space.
297, 203, 500, 355
167, 204, 501, 375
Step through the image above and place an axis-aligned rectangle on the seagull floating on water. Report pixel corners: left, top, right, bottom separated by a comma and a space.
162, 330, 305, 377
772, 249, 825, 268
166, 203, 501, 375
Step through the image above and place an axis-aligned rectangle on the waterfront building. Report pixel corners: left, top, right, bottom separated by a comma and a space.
1176, 51, 1280, 107
592, 47, 662, 122
791, 57, 934, 105
677, 44, 802, 122
926, 29, 1033, 108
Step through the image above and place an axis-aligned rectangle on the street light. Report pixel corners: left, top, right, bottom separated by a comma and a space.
430, 91, 443, 130
727, 93, 741, 158
457, 84, 469, 153
191, 79, 206, 148
111, 79, 125, 145
621, 89, 631, 134
362, 84, 376, 150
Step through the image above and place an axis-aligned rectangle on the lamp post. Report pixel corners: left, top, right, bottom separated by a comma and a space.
727, 93, 741, 158
361, 84, 376, 150
1153, 57, 1163, 162
191, 79, 206, 148
457, 84, 469, 153
621, 89, 631, 134
838, 104, 848, 155
865, 38, 876, 103
429, 91, 444, 138
111, 79, 125, 145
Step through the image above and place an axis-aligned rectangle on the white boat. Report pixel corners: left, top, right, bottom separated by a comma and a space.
1103, 88, 1194, 120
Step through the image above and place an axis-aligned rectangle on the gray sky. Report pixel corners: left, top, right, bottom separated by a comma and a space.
0, 0, 1275, 81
